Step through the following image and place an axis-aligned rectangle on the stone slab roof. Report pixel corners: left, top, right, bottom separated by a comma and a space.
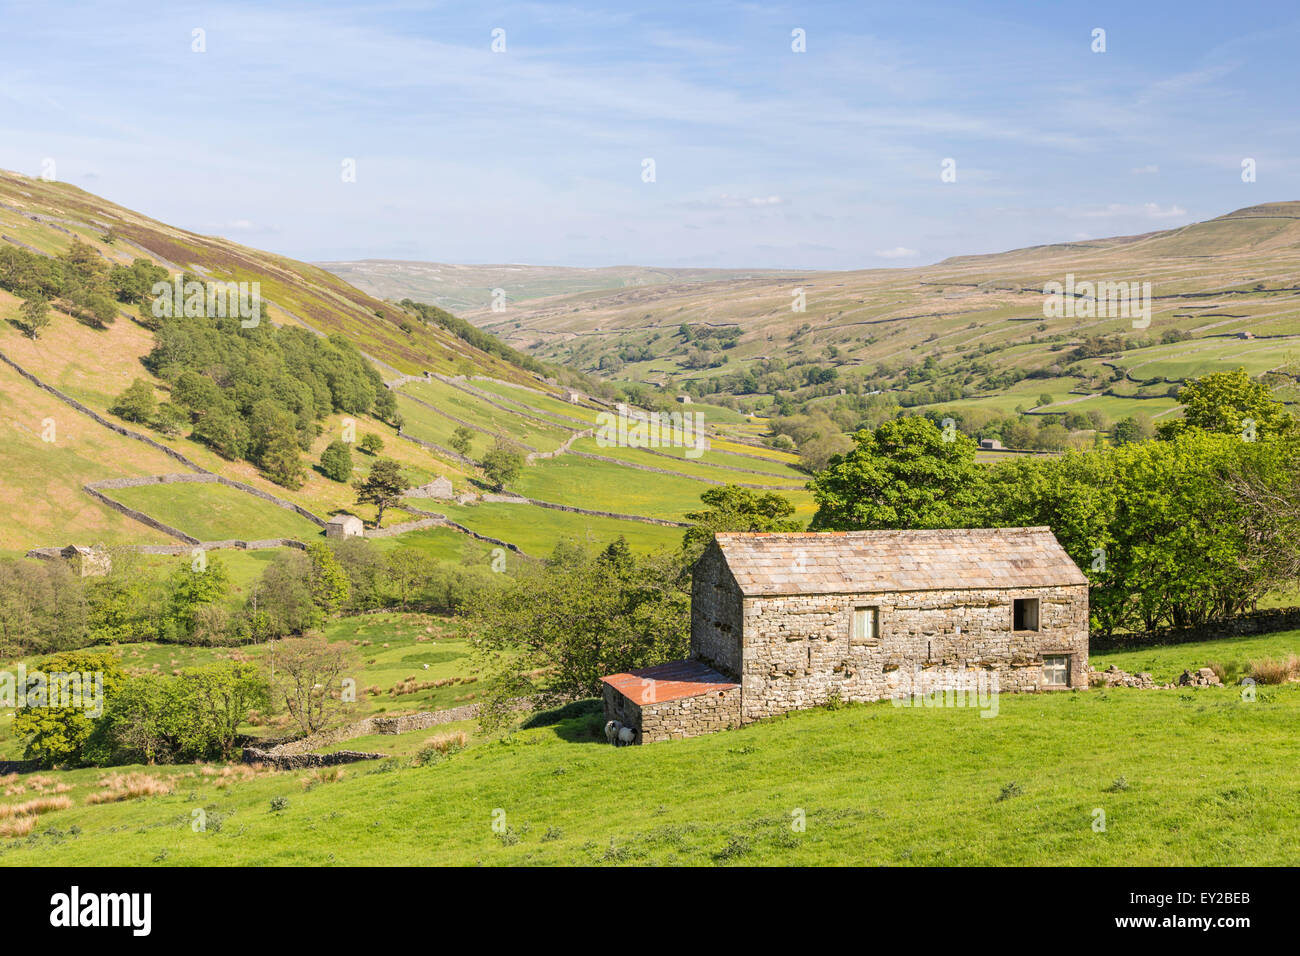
712, 527, 1087, 596
601, 659, 739, 704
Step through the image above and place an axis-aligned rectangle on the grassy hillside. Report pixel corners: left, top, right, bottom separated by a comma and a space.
3, 628, 1297, 865
1, 171, 813, 562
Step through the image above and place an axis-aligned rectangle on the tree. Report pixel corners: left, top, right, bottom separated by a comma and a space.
109, 378, 157, 424
353, 457, 407, 528
331, 537, 388, 612
386, 547, 435, 608
248, 551, 320, 638
162, 557, 230, 644
17, 294, 50, 339
808, 417, 985, 531
449, 425, 475, 457
466, 540, 689, 721
1159, 367, 1294, 441
183, 662, 271, 760
13, 649, 126, 768
319, 439, 353, 482
682, 485, 803, 564
267, 636, 353, 735
306, 542, 350, 616
480, 438, 525, 490
358, 432, 385, 455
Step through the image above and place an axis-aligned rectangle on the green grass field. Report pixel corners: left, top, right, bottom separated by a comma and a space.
435, 501, 686, 555
105, 482, 325, 542
3, 681, 1297, 865
512, 454, 816, 521
3, 628, 1295, 865
403, 379, 572, 452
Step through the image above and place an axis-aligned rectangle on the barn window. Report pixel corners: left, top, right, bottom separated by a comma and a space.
852, 607, 878, 641
1043, 654, 1070, 687
1013, 598, 1039, 631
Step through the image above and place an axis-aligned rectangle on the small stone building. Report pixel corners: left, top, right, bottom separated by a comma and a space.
405, 476, 454, 500
563, 387, 584, 403
59, 545, 111, 577
325, 513, 364, 539
601, 527, 1089, 743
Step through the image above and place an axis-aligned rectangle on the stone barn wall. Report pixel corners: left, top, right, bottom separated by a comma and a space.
690, 543, 744, 677
602, 682, 743, 744
638, 686, 742, 743
738, 584, 1089, 722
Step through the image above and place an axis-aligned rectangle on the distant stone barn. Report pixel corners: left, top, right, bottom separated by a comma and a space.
601, 527, 1089, 743
325, 513, 365, 539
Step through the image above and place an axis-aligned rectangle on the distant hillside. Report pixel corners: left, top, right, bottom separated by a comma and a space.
444, 201, 1300, 427
319, 260, 800, 314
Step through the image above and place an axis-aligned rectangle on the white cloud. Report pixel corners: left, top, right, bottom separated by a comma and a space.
875, 246, 919, 259
1131, 164, 1160, 175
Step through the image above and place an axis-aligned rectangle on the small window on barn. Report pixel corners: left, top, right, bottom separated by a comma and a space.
1043, 654, 1070, 687
1013, 598, 1039, 631
852, 607, 878, 641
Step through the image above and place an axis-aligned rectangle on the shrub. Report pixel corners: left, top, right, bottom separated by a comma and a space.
0, 796, 73, 819
270, 796, 290, 812
1247, 655, 1299, 685
997, 781, 1024, 801
0, 817, 36, 838
85, 773, 172, 804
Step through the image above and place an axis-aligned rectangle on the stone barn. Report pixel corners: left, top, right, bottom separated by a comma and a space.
325, 513, 364, 539
59, 545, 111, 577
405, 476, 454, 500
601, 527, 1089, 744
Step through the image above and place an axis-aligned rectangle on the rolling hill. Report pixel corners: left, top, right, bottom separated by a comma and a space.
411, 202, 1300, 427
318, 261, 800, 315
0, 171, 808, 561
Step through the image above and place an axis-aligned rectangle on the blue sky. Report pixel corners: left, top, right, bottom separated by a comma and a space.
1, 0, 1297, 270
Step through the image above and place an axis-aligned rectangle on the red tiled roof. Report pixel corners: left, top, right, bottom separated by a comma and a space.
601, 659, 738, 705
713, 527, 1087, 596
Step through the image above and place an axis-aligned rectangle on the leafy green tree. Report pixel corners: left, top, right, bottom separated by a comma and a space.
358, 432, 385, 455
13, 649, 126, 768
449, 425, 475, 457
17, 294, 50, 339
682, 485, 803, 563
248, 551, 320, 638
318, 439, 353, 482
183, 662, 271, 760
306, 542, 350, 616
0, 558, 87, 656
385, 547, 435, 608
353, 457, 407, 528
480, 438, 525, 491
466, 539, 689, 721
109, 378, 157, 424
331, 537, 388, 612
808, 417, 985, 531
162, 557, 231, 644
1159, 367, 1294, 440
